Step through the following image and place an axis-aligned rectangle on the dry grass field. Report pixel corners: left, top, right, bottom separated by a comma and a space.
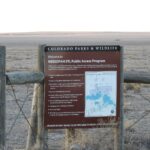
1, 32, 150, 150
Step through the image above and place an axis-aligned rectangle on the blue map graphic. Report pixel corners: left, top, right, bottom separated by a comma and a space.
86, 92, 101, 100
86, 93, 114, 105
85, 71, 117, 117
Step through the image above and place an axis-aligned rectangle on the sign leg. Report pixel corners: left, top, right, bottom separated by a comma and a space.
65, 129, 76, 150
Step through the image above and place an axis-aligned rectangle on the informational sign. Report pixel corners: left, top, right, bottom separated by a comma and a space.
44, 45, 122, 128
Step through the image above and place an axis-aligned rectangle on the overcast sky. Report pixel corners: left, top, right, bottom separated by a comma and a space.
0, 0, 150, 33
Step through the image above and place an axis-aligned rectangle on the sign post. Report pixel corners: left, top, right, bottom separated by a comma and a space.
43, 45, 123, 149
0, 46, 6, 150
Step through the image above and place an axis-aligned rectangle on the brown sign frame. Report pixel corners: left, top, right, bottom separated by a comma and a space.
43, 45, 123, 129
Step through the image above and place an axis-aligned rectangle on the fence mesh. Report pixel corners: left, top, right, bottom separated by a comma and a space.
6, 84, 33, 149
5, 83, 150, 150
4, 44, 150, 150
124, 83, 150, 150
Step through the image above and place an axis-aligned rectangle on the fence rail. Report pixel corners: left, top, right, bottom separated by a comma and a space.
6, 71, 150, 85
6, 71, 44, 85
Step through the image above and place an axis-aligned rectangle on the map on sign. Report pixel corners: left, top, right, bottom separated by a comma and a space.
85, 71, 117, 117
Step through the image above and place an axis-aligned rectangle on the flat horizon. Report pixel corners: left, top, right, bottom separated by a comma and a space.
1, 31, 150, 36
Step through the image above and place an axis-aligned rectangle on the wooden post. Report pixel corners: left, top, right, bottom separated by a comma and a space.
36, 45, 47, 150
26, 84, 38, 150
65, 129, 76, 150
0, 46, 6, 150
114, 127, 118, 150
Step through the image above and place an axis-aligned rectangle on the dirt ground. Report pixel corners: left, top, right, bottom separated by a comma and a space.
1, 32, 150, 150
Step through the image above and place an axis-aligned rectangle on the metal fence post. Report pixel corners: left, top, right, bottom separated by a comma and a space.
113, 47, 124, 150
120, 46, 124, 150
0, 46, 6, 150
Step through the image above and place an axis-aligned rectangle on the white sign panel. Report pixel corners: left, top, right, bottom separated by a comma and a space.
85, 71, 117, 117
